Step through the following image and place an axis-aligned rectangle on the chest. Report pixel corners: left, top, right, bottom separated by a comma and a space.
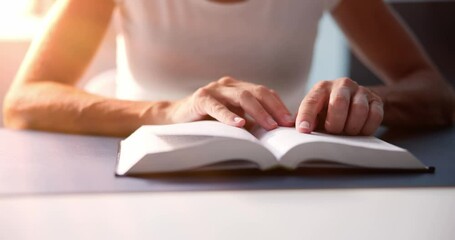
118, 0, 325, 56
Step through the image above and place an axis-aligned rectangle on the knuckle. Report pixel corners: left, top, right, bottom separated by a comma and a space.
352, 102, 369, 115
303, 94, 320, 107
239, 90, 253, 100
206, 81, 218, 89
337, 77, 356, 86
314, 80, 331, 91
209, 103, 225, 115
218, 76, 236, 85
332, 94, 349, 108
356, 86, 370, 95
269, 89, 281, 99
269, 89, 278, 95
373, 95, 383, 104
194, 87, 210, 98
254, 85, 269, 95
253, 85, 271, 101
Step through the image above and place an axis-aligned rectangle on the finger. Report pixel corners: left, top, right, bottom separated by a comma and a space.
228, 106, 252, 129
213, 87, 279, 130
325, 83, 357, 134
230, 106, 246, 119
344, 89, 370, 135
252, 86, 294, 126
361, 100, 384, 135
202, 95, 246, 127
243, 115, 257, 132
238, 90, 278, 130
296, 81, 330, 133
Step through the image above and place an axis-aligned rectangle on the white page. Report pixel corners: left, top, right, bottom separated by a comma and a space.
118, 122, 278, 174
253, 127, 403, 160
137, 121, 259, 142
118, 132, 220, 175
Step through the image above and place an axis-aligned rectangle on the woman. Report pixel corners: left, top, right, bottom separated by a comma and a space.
3, 0, 455, 136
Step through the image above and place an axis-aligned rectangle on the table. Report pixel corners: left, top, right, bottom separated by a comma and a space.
0, 127, 454, 195
1, 188, 454, 240
0, 127, 454, 239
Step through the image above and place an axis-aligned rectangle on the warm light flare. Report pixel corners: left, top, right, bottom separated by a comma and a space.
0, 0, 48, 40
0, 0, 31, 17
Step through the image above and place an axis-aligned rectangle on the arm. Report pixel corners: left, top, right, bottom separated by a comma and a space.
331, 0, 455, 128
295, 0, 455, 135
3, 0, 168, 136
3, 0, 292, 136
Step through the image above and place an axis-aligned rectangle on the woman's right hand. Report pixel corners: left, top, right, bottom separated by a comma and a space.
169, 76, 295, 130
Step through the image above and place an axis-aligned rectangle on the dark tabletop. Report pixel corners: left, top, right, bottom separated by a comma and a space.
0, 126, 454, 196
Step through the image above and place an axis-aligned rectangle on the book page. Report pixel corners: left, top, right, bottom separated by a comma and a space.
138, 121, 259, 143
117, 123, 279, 174
252, 127, 402, 160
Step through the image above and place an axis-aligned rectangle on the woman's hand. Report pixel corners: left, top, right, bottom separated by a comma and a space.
371, 75, 455, 129
170, 77, 295, 130
296, 78, 384, 135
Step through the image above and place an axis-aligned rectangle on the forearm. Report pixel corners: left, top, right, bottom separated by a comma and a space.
3, 82, 174, 137
369, 70, 455, 128
333, 0, 455, 128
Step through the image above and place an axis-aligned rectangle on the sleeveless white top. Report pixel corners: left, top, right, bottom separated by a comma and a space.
114, 0, 340, 111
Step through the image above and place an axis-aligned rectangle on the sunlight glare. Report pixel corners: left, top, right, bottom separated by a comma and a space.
0, 0, 32, 17
0, 0, 43, 40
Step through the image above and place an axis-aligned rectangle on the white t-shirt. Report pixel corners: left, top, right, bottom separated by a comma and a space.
114, 0, 340, 111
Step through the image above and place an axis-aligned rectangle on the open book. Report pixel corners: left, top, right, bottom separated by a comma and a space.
116, 121, 432, 175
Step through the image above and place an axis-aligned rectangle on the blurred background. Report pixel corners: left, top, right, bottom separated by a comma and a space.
0, 0, 453, 126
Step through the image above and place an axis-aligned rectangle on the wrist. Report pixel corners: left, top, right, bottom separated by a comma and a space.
368, 73, 455, 128
139, 100, 174, 125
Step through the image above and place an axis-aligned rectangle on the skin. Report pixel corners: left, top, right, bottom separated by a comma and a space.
208, 0, 247, 3
3, 0, 455, 137
326, 0, 455, 132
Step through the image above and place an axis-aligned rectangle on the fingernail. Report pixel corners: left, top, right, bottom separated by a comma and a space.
234, 117, 244, 123
284, 114, 294, 123
299, 121, 310, 130
267, 117, 278, 127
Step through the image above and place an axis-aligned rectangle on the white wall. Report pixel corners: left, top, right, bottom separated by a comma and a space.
306, 13, 348, 93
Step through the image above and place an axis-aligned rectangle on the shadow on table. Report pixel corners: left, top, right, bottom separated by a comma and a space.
121, 166, 436, 191
378, 126, 452, 142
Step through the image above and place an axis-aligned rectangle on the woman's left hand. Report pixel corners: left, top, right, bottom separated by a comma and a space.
296, 77, 383, 136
